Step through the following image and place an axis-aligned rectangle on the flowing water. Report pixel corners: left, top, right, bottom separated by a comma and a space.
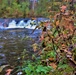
0, 18, 42, 67
0, 28, 41, 66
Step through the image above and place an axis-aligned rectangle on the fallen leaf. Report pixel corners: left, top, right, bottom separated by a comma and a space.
49, 63, 57, 69
5, 69, 13, 75
56, 20, 59, 26
48, 58, 54, 61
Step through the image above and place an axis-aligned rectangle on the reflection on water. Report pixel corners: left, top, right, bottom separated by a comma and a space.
0, 28, 41, 66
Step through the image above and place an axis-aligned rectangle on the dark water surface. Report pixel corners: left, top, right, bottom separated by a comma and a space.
0, 28, 41, 66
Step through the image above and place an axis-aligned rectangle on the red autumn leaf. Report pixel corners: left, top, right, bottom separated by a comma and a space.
5, 69, 13, 75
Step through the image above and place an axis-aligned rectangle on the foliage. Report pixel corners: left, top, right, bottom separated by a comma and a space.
1, 0, 75, 75
22, 60, 53, 75
0, 0, 30, 18
35, 0, 50, 17
0, 0, 66, 18
18, 16, 76, 75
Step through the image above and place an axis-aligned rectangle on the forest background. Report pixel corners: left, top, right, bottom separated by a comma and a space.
0, 0, 76, 18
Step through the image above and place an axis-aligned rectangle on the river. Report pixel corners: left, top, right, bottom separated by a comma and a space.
0, 18, 43, 67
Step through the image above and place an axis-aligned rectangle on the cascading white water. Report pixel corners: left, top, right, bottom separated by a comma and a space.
0, 18, 50, 29
8, 20, 17, 28
6, 19, 37, 29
